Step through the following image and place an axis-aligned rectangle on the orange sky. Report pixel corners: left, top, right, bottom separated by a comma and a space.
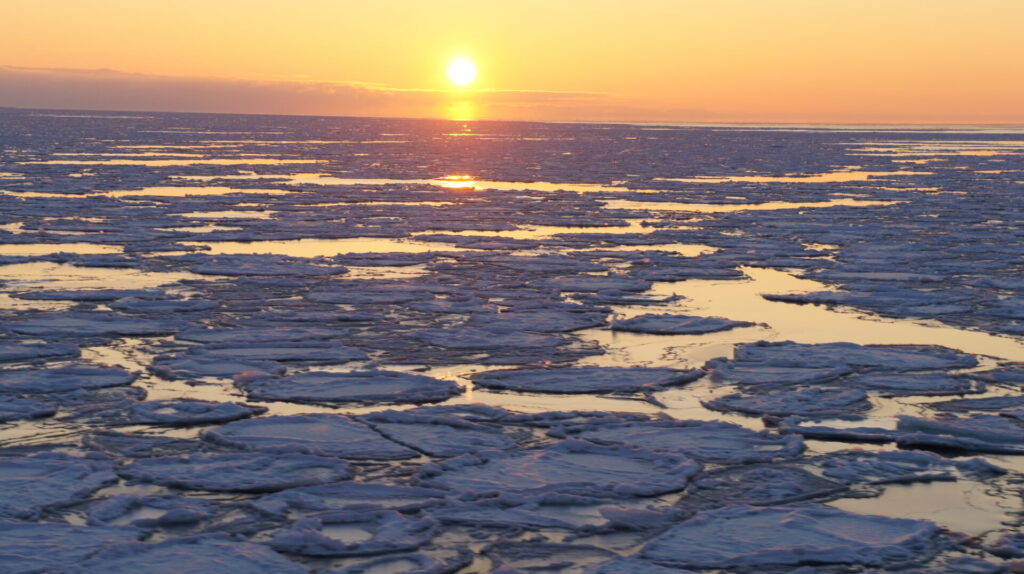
2, 0, 1022, 123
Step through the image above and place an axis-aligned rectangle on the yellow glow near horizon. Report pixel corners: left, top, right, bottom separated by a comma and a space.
2, 1, 1024, 123
447, 57, 477, 87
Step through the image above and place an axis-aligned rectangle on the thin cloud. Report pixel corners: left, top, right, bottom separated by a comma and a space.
0, 66, 620, 121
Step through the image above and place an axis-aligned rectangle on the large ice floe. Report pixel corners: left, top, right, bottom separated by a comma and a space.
0, 522, 143, 574
639, 504, 941, 568
0, 454, 118, 519
559, 419, 804, 463
0, 365, 136, 393
240, 370, 462, 405
203, 413, 418, 459
415, 440, 700, 497
120, 453, 353, 491
4, 111, 1024, 572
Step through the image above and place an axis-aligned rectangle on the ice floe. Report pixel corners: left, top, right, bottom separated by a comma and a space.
612, 313, 754, 335
269, 509, 437, 557
472, 366, 702, 394
126, 399, 265, 425
203, 414, 418, 459
0, 521, 142, 574
0, 454, 117, 519
240, 370, 462, 405
251, 482, 447, 518
65, 535, 308, 574
416, 440, 699, 497
564, 420, 804, 463
0, 366, 136, 394
0, 397, 56, 421
0, 341, 80, 362
120, 453, 353, 492
639, 504, 940, 568
704, 388, 872, 417
361, 409, 521, 456
87, 495, 216, 527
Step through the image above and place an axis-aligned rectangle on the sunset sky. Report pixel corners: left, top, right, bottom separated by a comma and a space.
2, 0, 1022, 123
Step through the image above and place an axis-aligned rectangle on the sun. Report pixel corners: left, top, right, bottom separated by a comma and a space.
447, 57, 477, 87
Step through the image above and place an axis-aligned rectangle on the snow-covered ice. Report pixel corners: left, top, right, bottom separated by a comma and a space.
472, 366, 702, 394
640, 504, 940, 568
241, 370, 462, 405
203, 413, 418, 459
120, 453, 353, 492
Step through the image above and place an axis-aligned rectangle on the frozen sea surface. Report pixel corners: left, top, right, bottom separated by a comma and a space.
1, 110, 1023, 572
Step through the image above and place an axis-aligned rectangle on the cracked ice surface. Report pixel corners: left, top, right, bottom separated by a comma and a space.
2, 112, 1024, 572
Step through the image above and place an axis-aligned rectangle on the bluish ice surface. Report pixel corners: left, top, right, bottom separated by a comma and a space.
1, 111, 1023, 572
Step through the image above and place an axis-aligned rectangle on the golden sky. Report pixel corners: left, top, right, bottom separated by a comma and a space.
2, 0, 1022, 123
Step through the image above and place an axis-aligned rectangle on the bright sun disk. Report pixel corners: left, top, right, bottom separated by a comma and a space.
447, 57, 477, 87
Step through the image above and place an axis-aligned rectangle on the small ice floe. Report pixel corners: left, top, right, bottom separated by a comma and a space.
486, 542, 616, 572
268, 509, 436, 556
332, 552, 470, 574
409, 294, 488, 314
584, 557, 692, 574
0, 341, 80, 362
611, 313, 755, 335
86, 495, 216, 527
248, 308, 379, 324
251, 482, 447, 518
465, 309, 608, 333
0, 365, 136, 394
472, 366, 702, 394
704, 388, 872, 417
149, 356, 285, 380
426, 497, 596, 531
533, 274, 652, 293
639, 504, 940, 568
416, 440, 699, 497
203, 414, 418, 460
0, 522, 142, 574
777, 416, 898, 443
109, 297, 218, 313
126, 399, 266, 425
841, 373, 982, 397
241, 371, 461, 405
576, 290, 683, 306
65, 535, 308, 574
415, 327, 563, 350
734, 341, 978, 371
0, 454, 117, 520
971, 365, 1024, 387
120, 453, 353, 492
85, 431, 205, 459
562, 420, 804, 463
14, 288, 166, 301
986, 532, 1024, 558
184, 253, 348, 276
706, 358, 853, 387
0, 397, 56, 421
896, 414, 1024, 454
5, 312, 187, 339
307, 283, 434, 305
815, 449, 1004, 485
360, 410, 521, 457
679, 464, 847, 511
930, 395, 1024, 412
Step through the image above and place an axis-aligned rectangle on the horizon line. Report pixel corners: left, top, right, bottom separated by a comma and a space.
3, 104, 1024, 129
